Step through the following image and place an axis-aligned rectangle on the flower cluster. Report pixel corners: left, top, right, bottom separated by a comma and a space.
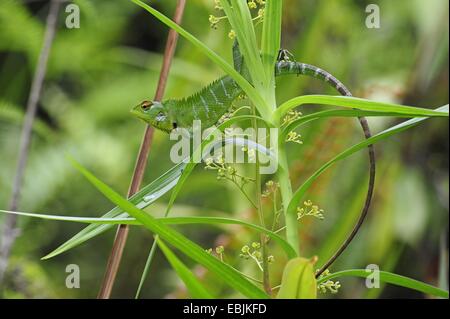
204, 155, 254, 186
209, 0, 266, 38
317, 270, 341, 294
239, 242, 274, 270
213, 0, 222, 10
282, 110, 302, 126
206, 245, 225, 261
209, 14, 226, 30
262, 180, 280, 198
297, 200, 325, 221
286, 131, 303, 145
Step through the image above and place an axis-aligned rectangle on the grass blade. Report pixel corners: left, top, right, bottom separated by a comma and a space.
220, 0, 266, 91
41, 162, 185, 260
157, 240, 214, 299
68, 157, 268, 299
0, 210, 296, 259
317, 269, 449, 298
282, 109, 435, 137
261, 0, 282, 84
273, 95, 449, 123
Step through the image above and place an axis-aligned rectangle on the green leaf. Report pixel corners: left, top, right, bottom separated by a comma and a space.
130, 0, 270, 120
157, 240, 214, 299
67, 156, 268, 299
277, 257, 317, 299
41, 162, 186, 260
282, 109, 432, 138
286, 105, 449, 217
317, 269, 449, 298
220, 1, 267, 93
0, 210, 296, 259
273, 95, 449, 124
261, 0, 282, 84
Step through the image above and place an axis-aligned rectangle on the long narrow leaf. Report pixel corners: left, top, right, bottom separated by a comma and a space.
261, 0, 282, 83
317, 269, 449, 298
273, 95, 448, 123
0, 210, 296, 258
68, 157, 268, 299
282, 109, 433, 137
220, 0, 267, 92
42, 162, 185, 259
157, 240, 214, 299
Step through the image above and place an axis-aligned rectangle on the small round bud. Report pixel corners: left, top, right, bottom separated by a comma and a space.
251, 242, 261, 249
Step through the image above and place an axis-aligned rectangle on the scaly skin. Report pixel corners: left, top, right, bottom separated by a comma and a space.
131, 46, 376, 278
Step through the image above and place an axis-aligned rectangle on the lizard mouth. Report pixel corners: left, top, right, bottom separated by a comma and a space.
129, 107, 145, 120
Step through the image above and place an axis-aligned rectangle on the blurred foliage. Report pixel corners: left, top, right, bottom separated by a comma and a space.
0, 0, 448, 298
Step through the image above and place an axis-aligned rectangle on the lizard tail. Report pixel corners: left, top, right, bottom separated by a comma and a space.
315, 118, 376, 278
276, 61, 376, 277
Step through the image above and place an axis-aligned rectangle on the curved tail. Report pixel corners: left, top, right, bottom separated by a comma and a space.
276, 61, 376, 277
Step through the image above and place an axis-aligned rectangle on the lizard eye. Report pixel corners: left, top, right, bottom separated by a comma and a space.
140, 101, 153, 111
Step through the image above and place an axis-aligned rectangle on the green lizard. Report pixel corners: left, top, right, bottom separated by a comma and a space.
131, 42, 376, 277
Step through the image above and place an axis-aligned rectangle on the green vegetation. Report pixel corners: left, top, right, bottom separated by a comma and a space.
0, 0, 448, 299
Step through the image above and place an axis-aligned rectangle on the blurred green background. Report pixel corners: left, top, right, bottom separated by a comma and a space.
0, 0, 448, 298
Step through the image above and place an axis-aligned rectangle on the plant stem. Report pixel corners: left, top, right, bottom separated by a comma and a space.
270, 191, 279, 232
233, 181, 258, 209
251, 108, 271, 296
0, 0, 61, 289
274, 226, 286, 234
276, 133, 299, 256
97, 0, 186, 299
230, 265, 263, 284
135, 236, 158, 298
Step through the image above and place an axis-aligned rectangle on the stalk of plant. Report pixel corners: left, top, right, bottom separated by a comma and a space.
251, 105, 271, 295
97, 0, 186, 299
0, 0, 61, 289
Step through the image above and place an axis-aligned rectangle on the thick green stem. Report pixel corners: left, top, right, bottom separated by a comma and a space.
251, 108, 271, 295
276, 135, 299, 256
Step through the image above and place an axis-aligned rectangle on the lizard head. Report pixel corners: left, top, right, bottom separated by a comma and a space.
131, 100, 174, 133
